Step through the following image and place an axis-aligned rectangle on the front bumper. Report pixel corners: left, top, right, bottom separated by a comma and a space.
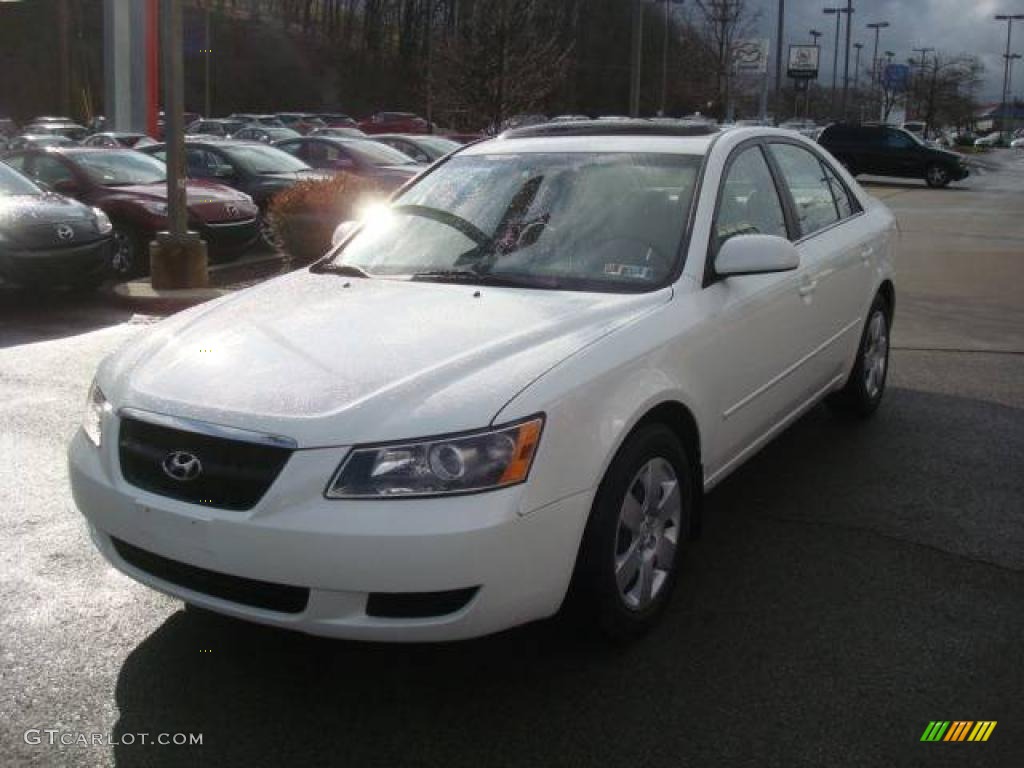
68, 427, 591, 642
0, 237, 111, 285
195, 218, 259, 256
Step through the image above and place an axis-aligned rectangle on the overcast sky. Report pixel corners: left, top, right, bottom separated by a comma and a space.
738, 0, 1021, 101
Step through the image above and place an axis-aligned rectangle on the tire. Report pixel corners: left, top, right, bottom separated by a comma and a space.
257, 209, 281, 250
110, 223, 149, 278
568, 423, 694, 641
925, 164, 951, 188
828, 294, 891, 418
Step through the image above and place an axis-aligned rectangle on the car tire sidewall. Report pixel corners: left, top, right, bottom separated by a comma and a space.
570, 423, 693, 640
830, 294, 891, 417
110, 224, 147, 278
925, 164, 951, 188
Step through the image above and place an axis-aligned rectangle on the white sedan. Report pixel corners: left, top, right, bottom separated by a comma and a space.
69, 123, 896, 641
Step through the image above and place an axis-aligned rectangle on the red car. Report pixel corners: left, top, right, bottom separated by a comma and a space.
358, 111, 431, 135
3, 147, 259, 277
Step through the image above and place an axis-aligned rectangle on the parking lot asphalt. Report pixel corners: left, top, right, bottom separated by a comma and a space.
1, 151, 1022, 767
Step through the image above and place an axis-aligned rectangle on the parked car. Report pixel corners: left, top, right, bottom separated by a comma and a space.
82, 132, 156, 149
315, 113, 359, 128
818, 123, 969, 188
309, 126, 367, 139
274, 135, 421, 191
370, 134, 461, 163
231, 125, 301, 143
3, 147, 258, 276
0, 159, 112, 290
156, 111, 202, 140
186, 119, 247, 138
22, 121, 90, 142
140, 138, 330, 246
973, 131, 1005, 148
4, 134, 76, 151
227, 114, 285, 128
68, 122, 896, 642
359, 111, 430, 135
275, 113, 327, 135
1010, 136, 1024, 149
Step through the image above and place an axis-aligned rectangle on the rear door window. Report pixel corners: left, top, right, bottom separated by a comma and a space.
769, 144, 841, 237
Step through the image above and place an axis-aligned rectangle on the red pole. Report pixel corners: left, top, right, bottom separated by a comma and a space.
146, 0, 160, 137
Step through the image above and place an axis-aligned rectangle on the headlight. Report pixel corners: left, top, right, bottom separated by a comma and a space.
92, 207, 113, 234
139, 200, 168, 216
326, 416, 544, 499
82, 382, 111, 447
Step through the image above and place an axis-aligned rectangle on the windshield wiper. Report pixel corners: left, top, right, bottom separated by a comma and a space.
310, 262, 371, 278
410, 269, 556, 289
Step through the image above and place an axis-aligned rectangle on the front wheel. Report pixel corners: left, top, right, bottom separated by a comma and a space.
925, 164, 951, 188
828, 295, 891, 418
110, 224, 148, 278
568, 423, 693, 640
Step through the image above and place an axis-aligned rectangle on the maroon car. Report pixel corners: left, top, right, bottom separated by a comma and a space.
273, 136, 422, 192
3, 147, 259, 276
358, 111, 431, 135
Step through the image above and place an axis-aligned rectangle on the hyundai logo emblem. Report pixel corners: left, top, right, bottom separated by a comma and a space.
224, 203, 238, 217
56, 224, 74, 241
162, 451, 203, 482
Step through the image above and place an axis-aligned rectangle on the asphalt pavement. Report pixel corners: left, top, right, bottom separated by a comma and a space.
1, 151, 1022, 767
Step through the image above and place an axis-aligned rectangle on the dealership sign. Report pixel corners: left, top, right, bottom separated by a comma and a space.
787, 45, 820, 79
882, 63, 911, 93
733, 39, 769, 74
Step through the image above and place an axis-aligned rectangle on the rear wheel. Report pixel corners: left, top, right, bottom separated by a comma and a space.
925, 164, 951, 188
828, 294, 891, 418
568, 423, 693, 641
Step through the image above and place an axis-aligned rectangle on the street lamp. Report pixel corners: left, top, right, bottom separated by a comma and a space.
809, 29, 823, 117
866, 21, 890, 102
655, 0, 686, 117
823, 6, 851, 116
995, 14, 1024, 138
840, 0, 854, 118
853, 42, 863, 90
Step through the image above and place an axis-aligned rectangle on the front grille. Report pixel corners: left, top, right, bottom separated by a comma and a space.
111, 537, 309, 614
118, 416, 292, 510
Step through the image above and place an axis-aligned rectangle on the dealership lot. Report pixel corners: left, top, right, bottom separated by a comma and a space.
1, 152, 1022, 766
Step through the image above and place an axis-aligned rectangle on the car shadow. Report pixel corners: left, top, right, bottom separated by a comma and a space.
109, 386, 1024, 767
0, 282, 136, 348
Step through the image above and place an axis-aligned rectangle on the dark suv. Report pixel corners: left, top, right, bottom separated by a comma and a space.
818, 123, 969, 188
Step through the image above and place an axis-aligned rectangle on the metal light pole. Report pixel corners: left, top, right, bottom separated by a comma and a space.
204, 7, 212, 118
911, 46, 933, 121
630, 0, 644, 117
774, 0, 785, 123
657, 0, 685, 117
150, 0, 208, 290
1007, 52, 1022, 138
866, 21, 889, 118
823, 7, 849, 117
841, 0, 854, 118
995, 14, 1024, 138
853, 42, 863, 90
809, 29, 823, 118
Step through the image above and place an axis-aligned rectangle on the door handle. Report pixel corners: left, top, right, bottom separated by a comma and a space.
798, 279, 818, 297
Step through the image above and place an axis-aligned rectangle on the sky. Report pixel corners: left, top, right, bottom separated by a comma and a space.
739, 0, 1020, 102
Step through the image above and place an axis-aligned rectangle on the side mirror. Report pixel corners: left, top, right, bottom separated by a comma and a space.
52, 179, 80, 196
714, 234, 800, 278
331, 220, 360, 247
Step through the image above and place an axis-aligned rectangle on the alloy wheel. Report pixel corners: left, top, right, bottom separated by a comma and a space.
928, 166, 949, 187
110, 229, 134, 275
862, 309, 889, 400
614, 457, 681, 611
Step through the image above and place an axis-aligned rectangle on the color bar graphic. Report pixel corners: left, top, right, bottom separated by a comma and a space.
921, 721, 996, 742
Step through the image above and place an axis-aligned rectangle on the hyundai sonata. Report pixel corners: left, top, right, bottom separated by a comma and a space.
69, 123, 896, 641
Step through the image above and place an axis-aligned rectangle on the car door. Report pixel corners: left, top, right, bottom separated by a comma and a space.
768, 141, 873, 384
698, 143, 824, 477
883, 128, 922, 177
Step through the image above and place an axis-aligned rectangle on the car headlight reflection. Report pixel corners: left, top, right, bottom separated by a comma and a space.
82, 382, 111, 447
327, 416, 544, 498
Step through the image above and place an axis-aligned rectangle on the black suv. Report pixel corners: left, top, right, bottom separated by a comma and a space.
818, 123, 969, 188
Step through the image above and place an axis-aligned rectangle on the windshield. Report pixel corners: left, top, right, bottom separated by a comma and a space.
221, 144, 310, 174
332, 152, 701, 291
0, 161, 43, 196
345, 141, 419, 166
70, 150, 166, 185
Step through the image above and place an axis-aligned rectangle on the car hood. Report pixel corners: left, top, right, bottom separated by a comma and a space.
99, 270, 670, 447
0, 193, 101, 247
105, 180, 250, 203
